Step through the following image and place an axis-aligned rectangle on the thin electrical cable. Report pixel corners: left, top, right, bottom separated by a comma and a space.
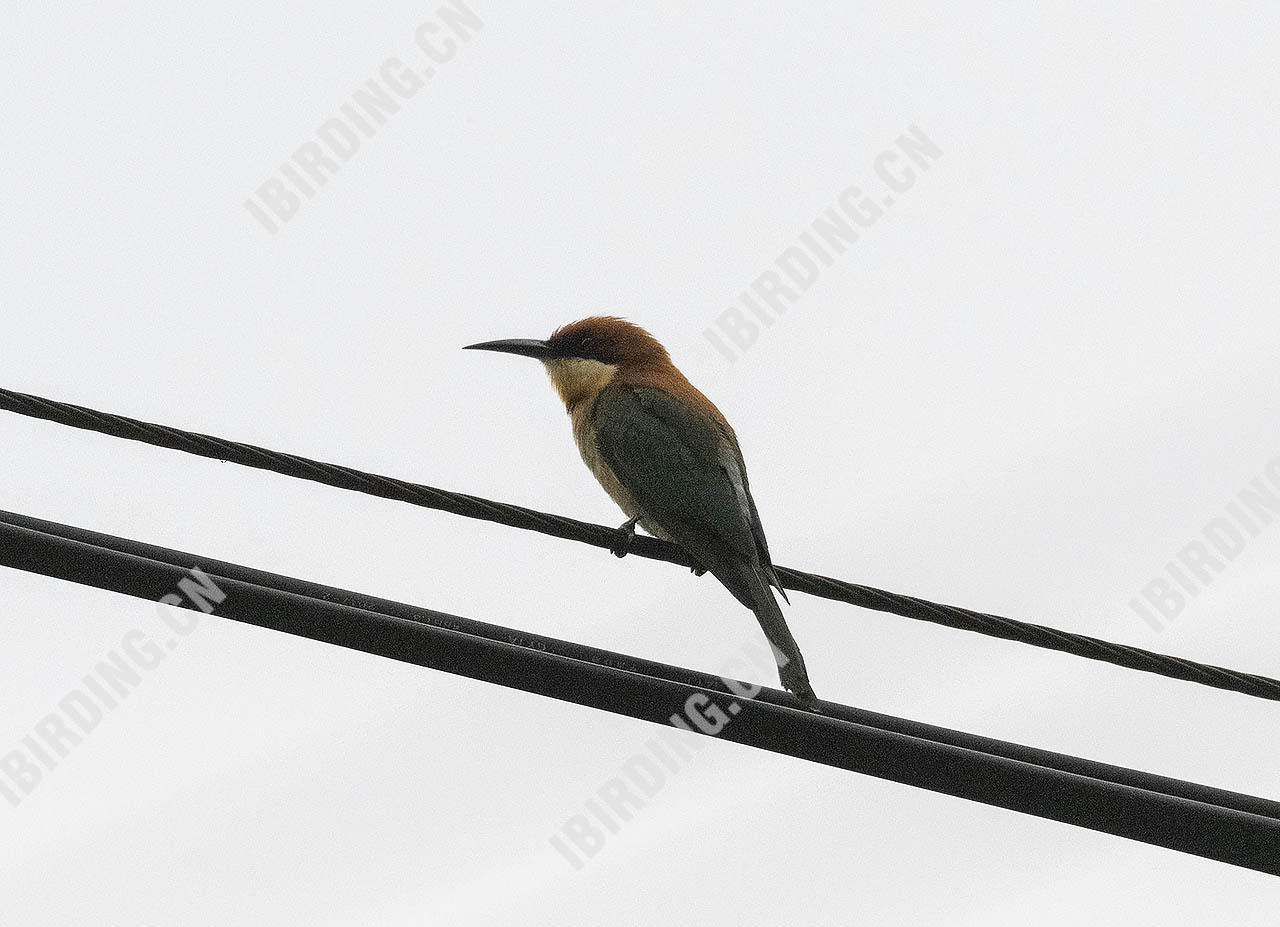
2, 385, 1277, 702
1, 514, 1278, 874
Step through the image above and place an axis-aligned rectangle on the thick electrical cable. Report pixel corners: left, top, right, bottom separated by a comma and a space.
1, 512, 1277, 875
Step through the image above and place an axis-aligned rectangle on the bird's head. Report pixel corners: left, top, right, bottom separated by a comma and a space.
465, 317, 672, 410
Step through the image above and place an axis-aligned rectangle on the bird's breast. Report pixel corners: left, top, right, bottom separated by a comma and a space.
571, 397, 650, 525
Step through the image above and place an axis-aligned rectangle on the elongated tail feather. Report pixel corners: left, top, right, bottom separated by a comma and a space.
718, 561, 817, 707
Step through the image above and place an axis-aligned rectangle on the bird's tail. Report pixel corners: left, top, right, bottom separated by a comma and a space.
727, 566, 818, 709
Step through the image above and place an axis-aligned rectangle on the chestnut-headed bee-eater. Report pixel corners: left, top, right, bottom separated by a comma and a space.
465, 317, 817, 706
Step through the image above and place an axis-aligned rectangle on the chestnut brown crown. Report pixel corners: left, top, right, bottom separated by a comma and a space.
546, 317, 672, 368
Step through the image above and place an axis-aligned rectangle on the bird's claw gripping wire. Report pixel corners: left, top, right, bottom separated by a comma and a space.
611, 517, 708, 576
610, 516, 641, 558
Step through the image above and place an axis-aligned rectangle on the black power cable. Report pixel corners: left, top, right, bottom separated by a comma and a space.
4, 507, 1276, 821
1, 512, 1278, 875
1, 385, 1277, 702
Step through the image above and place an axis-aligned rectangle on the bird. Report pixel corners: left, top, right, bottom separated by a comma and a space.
464, 316, 818, 707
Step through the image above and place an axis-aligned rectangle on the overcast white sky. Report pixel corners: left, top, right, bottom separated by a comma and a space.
2, 2, 1279, 924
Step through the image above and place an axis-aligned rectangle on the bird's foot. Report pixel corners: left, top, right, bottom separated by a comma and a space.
690, 565, 707, 577
610, 516, 641, 558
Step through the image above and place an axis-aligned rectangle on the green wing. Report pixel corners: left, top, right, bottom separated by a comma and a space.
591, 384, 780, 600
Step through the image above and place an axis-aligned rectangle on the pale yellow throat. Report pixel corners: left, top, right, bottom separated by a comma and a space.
542, 357, 618, 411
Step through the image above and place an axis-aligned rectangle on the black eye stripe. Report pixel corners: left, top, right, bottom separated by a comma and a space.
549, 333, 604, 360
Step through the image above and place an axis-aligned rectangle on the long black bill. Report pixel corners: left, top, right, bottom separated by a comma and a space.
462, 338, 555, 359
